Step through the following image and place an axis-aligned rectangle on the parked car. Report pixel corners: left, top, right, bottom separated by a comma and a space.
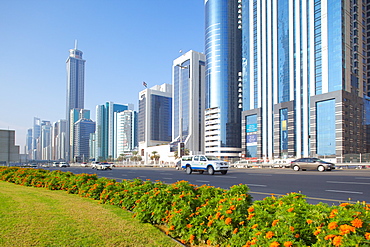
290, 158, 335, 172
181, 155, 229, 175
93, 162, 112, 170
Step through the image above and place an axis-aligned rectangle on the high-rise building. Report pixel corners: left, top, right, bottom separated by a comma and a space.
0, 129, 19, 164
114, 110, 138, 157
40, 120, 52, 160
94, 102, 133, 161
138, 83, 172, 151
31, 117, 41, 160
66, 41, 85, 161
172, 50, 206, 155
52, 119, 67, 161
240, 0, 370, 160
25, 128, 32, 160
70, 109, 90, 161
204, 0, 242, 158
74, 118, 95, 163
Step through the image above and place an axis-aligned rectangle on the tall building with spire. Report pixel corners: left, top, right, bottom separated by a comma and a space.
66, 41, 85, 161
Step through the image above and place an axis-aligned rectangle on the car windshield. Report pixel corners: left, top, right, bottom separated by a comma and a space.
205, 156, 221, 161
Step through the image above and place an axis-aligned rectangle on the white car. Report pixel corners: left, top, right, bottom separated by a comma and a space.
181, 155, 229, 175
93, 162, 112, 170
59, 162, 70, 167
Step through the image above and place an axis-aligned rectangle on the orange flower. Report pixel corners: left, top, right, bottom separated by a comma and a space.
289, 226, 295, 232
215, 212, 221, 219
324, 234, 336, 240
247, 206, 255, 213
272, 219, 279, 226
330, 209, 338, 218
333, 236, 343, 246
251, 224, 258, 229
206, 239, 212, 245
169, 225, 175, 231
186, 224, 193, 228
233, 228, 239, 234
306, 219, 313, 224
351, 218, 363, 228
340, 203, 350, 207
225, 217, 232, 225
179, 194, 185, 198
266, 231, 274, 239
314, 230, 321, 236
247, 213, 255, 220
207, 220, 214, 227
365, 232, 370, 240
328, 222, 338, 230
283, 241, 292, 247
339, 224, 355, 235
295, 234, 300, 238
287, 207, 294, 212
270, 241, 280, 247
239, 221, 245, 225
226, 210, 233, 214
189, 234, 195, 241
230, 205, 236, 210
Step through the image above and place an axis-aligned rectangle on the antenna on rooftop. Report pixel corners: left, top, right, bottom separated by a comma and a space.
74, 40, 78, 50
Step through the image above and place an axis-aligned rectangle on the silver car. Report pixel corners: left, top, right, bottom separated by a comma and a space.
290, 158, 335, 172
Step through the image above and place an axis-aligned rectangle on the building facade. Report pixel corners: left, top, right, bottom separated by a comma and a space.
172, 50, 206, 155
73, 118, 95, 163
138, 83, 172, 150
0, 129, 19, 164
94, 102, 133, 161
204, 0, 243, 158
66, 41, 85, 161
241, 0, 370, 160
114, 110, 138, 157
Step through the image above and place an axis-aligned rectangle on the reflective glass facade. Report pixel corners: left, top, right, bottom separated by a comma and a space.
205, 0, 242, 152
150, 95, 172, 142
245, 114, 257, 157
316, 99, 336, 155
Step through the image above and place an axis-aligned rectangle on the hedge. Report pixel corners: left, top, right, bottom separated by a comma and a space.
0, 166, 369, 246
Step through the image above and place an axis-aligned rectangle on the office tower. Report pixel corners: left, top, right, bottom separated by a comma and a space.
95, 102, 133, 161
66, 41, 85, 161
70, 109, 90, 161
114, 110, 138, 157
138, 83, 172, 151
40, 120, 52, 160
31, 117, 41, 160
25, 128, 32, 160
74, 119, 95, 163
0, 129, 19, 164
241, 0, 370, 160
52, 119, 67, 161
204, 0, 242, 158
172, 50, 206, 155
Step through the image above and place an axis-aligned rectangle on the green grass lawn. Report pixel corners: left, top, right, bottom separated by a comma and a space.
0, 181, 181, 247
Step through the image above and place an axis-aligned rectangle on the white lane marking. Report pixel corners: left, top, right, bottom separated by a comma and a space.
160, 173, 173, 175
163, 178, 173, 180
247, 184, 267, 187
355, 177, 370, 180
247, 174, 272, 176
325, 190, 363, 194
326, 181, 370, 185
215, 176, 237, 178
196, 180, 210, 183
139, 176, 147, 178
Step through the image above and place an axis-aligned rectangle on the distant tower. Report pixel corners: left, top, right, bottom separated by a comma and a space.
66, 41, 85, 161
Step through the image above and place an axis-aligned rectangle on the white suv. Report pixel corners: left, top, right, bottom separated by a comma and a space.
181, 155, 229, 175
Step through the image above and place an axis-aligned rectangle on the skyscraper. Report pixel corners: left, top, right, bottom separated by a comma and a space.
138, 83, 172, 149
94, 102, 133, 161
114, 110, 138, 157
172, 50, 206, 155
66, 41, 85, 161
74, 118, 95, 163
204, 0, 242, 158
241, 0, 370, 160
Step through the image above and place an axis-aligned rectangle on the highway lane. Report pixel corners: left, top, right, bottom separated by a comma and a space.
46, 166, 370, 205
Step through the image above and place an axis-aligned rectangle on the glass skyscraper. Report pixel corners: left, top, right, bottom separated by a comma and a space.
241, 0, 370, 160
66, 41, 85, 161
204, 0, 242, 158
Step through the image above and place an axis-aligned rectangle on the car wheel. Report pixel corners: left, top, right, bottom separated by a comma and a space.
207, 166, 215, 175
293, 165, 300, 171
317, 165, 325, 172
221, 170, 227, 175
186, 166, 192, 175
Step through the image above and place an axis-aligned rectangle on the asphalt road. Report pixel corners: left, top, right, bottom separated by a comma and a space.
45, 166, 370, 205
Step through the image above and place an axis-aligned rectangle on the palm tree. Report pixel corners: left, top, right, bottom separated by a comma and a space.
150, 151, 160, 161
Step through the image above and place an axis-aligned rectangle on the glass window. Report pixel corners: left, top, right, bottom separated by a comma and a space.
316, 99, 336, 155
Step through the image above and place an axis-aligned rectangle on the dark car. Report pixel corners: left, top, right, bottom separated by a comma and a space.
290, 158, 335, 172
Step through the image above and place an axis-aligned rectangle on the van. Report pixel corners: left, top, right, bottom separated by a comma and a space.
181, 155, 229, 175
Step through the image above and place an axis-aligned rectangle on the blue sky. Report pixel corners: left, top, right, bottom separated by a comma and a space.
0, 0, 205, 150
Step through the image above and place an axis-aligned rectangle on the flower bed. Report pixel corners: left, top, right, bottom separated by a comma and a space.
0, 166, 369, 246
